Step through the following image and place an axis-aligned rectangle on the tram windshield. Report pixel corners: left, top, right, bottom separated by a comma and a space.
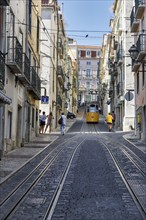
87, 104, 98, 112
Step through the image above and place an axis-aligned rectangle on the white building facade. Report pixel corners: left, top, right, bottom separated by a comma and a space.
78, 45, 101, 107
108, 0, 135, 131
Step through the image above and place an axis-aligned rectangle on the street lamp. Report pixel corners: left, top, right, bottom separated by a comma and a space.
128, 44, 139, 61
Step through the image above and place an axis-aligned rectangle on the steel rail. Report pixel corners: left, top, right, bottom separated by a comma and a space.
121, 148, 146, 177
95, 131, 146, 219
44, 137, 87, 220
0, 135, 82, 220
123, 136, 146, 155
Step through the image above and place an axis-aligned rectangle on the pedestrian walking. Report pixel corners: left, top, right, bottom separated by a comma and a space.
105, 112, 113, 132
112, 111, 116, 128
39, 111, 47, 134
45, 112, 53, 133
58, 112, 66, 135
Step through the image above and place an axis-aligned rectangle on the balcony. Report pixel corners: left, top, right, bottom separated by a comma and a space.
57, 65, 64, 84
130, 7, 140, 32
27, 67, 41, 100
0, 0, 10, 6
136, 34, 146, 60
16, 53, 30, 85
135, 0, 145, 19
0, 52, 5, 90
6, 36, 23, 73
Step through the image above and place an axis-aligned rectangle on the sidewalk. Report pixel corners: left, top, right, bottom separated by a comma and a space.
0, 116, 77, 184
123, 132, 146, 153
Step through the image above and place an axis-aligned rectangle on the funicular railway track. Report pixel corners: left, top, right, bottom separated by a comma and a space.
0, 115, 145, 219
95, 125, 146, 218
78, 116, 146, 218
0, 135, 86, 220
97, 136, 146, 219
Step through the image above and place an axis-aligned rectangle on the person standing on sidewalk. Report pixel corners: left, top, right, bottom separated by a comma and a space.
45, 112, 53, 133
59, 112, 66, 135
105, 112, 113, 132
39, 111, 47, 134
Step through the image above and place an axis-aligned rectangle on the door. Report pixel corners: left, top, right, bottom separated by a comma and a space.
16, 105, 22, 147
25, 103, 31, 143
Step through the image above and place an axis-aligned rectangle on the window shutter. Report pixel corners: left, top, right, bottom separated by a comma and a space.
81, 50, 86, 57
91, 51, 96, 57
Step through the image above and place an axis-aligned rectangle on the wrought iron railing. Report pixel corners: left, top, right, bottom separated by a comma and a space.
0, 0, 10, 6
30, 66, 37, 90
136, 34, 146, 53
7, 36, 23, 71
23, 53, 30, 82
29, 66, 41, 99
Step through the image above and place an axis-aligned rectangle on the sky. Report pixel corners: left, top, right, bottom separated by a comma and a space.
58, 0, 114, 46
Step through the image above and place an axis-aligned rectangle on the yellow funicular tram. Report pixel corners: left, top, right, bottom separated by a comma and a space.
86, 102, 99, 123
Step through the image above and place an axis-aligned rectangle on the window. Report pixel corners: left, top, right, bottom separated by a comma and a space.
86, 61, 91, 65
7, 111, 12, 139
10, 10, 14, 37
81, 50, 86, 57
86, 69, 90, 77
91, 51, 96, 57
18, 30, 23, 46
97, 50, 100, 57
86, 82, 90, 89
78, 50, 80, 57
68, 38, 73, 44
86, 50, 91, 57
137, 72, 139, 94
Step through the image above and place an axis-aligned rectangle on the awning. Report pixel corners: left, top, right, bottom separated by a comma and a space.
0, 91, 12, 104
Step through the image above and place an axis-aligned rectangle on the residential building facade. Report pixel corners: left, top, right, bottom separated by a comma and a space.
107, 0, 135, 131
78, 45, 101, 107
68, 38, 78, 114
40, 0, 77, 129
41, 0, 58, 130
0, 0, 41, 156
99, 34, 111, 117
130, 0, 146, 140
